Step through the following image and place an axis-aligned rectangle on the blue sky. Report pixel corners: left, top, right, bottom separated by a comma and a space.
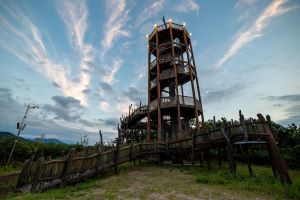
0, 0, 299, 144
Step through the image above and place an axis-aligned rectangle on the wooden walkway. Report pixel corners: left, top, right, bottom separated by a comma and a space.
16, 114, 291, 192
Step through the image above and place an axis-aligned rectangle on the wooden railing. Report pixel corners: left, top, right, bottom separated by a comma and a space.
148, 22, 186, 40
16, 120, 271, 192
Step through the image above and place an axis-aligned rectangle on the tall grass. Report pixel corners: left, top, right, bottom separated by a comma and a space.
182, 162, 300, 199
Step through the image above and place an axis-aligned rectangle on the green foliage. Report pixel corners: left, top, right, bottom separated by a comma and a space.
185, 163, 300, 199
271, 123, 300, 169
0, 136, 114, 166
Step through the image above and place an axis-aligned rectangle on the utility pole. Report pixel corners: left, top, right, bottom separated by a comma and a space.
7, 104, 39, 165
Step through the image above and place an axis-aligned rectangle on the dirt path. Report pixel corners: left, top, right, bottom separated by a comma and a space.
63, 166, 279, 200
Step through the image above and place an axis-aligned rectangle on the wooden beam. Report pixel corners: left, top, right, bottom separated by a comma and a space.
169, 22, 182, 140
257, 114, 292, 184
155, 27, 162, 143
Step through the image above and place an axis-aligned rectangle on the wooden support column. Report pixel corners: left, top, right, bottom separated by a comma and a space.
257, 114, 292, 184
267, 145, 278, 178
183, 27, 199, 132
147, 41, 151, 143
169, 22, 182, 140
181, 84, 185, 104
221, 128, 236, 176
265, 115, 277, 178
240, 145, 253, 176
155, 27, 162, 143
189, 40, 204, 125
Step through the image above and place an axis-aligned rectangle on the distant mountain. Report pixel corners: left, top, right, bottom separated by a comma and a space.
0, 131, 29, 141
0, 131, 65, 144
33, 138, 65, 144
0, 131, 16, 138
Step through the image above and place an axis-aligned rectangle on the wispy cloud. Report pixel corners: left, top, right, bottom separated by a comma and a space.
135, 0, 165, 27
216, 0, 295, 68
102, 58, 122, 85
56, 0, 95, 103
101, 0, 129, 58
234, 0, 258, 21
174, 0, 199, 13
234, 0, 257, 11
0, 1, 90, 105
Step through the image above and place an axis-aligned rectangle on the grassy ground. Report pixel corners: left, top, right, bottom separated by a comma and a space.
0, 165, 21, 176
0, 165, 21, 199
5, 162, 300, 200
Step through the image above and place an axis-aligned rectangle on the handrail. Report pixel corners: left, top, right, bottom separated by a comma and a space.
148, 22, 185, 40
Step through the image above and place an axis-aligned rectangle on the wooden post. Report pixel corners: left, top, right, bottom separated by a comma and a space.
239, 111, 253, 176
99, 130, 103, 152
16, 159, 31, 188
183, 27, 199, 132
61, 148, 75, 186
169, 22, 182, 140
267, 145, 278, 178
221, 128, 236, 176
239, 111, 248, 141
96, 149, 102, 177
147, 42, 151, 142
257, 114, 292, 184
154, 27, 162, 143
115, 124, 121, 175
189, 37, 204, 125
239, 145, 253, 176
30, 157, 44, 192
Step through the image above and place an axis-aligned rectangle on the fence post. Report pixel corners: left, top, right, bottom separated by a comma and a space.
221, 128, 236, 176
96, 150, 102, 177
114, 124, 121, 175
61, 148, 75, 186
239, 112, 253, 176
30, 157, 43, 192
16, 159, 30, 188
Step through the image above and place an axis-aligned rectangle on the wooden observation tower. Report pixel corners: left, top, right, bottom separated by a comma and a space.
146, 20, 204, 143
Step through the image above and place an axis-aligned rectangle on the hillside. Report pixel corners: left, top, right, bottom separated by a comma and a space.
33, 138, 65, 144
0, 131, 65, 144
